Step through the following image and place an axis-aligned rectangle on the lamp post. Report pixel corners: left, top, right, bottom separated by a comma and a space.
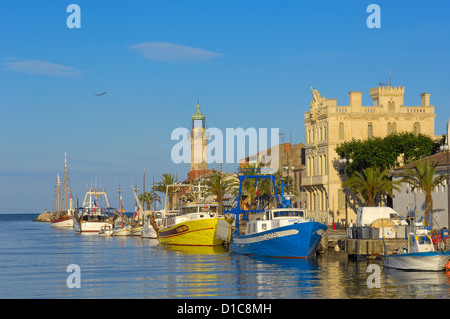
440, 143, 450, 229
339, 155, 353, 229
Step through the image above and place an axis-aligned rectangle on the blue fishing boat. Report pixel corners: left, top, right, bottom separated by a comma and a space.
221, 171, 327, 259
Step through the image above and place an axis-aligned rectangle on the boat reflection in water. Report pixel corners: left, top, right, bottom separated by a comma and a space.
162, 244, 227, 255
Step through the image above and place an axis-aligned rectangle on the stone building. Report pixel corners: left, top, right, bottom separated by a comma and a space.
303, 85, 436, 226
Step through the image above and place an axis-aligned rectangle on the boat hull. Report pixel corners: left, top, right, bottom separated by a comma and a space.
382, 252, 450, 271
50, 215, 73, 228
230, 221, 327, 258
158, 218, 226, 246
73, 216, 112, 233
142, 226, 158, 239
131, 226, 142, 237
113, 227, 132, 236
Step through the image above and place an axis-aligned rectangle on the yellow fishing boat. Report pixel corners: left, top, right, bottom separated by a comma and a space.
158, 202, 231, 246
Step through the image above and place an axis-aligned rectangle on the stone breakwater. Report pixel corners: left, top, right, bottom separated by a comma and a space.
34, 212, 52, 222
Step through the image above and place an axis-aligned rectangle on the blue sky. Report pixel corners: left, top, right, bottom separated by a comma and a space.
1, 1, 449, 213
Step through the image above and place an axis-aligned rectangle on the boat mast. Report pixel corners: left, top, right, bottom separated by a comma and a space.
63, 152, 68, 212
55, 173, 61, 212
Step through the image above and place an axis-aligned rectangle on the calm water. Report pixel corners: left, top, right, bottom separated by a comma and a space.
1, 214, 450, 299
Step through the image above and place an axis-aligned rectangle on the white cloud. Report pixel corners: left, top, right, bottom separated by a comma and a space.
4, 59, 83, 77
129, 42, 223, 64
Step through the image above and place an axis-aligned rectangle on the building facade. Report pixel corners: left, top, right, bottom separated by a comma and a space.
303, 86, 436, 225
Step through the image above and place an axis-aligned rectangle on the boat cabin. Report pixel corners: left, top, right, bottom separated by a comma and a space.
162, 203, 220, 229
180, 203, 218, 215
244, 208, 306, 235
406, 222, 435, 253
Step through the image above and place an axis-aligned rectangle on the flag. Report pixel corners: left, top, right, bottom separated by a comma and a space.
134, 204, 138, 218
120, 195, 125, 213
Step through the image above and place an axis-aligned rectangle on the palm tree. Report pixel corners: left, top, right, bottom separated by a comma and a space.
204, 172, 238, 213
402, 159, 447, 227
154, 173, 178, 210
343, 166, 402, 207
138, 190, 161, 211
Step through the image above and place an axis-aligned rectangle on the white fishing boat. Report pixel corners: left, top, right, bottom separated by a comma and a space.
50, 153, 75, 228
382, 222, 450, 271
73, 187, 113, 233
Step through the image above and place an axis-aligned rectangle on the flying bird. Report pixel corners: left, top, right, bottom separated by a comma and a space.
93, 91, 107, 97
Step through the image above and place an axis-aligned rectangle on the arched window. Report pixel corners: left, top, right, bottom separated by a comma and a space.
339, 122, 344, 140
368, 122, 373, 138
413, 122, 421, 135
388, 101, 395, 111
387, 122, 397, 135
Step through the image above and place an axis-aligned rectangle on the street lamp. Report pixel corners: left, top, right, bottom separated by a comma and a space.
283, 164, 295, 190
440, 143, 450, 229
339, 156, 353, 229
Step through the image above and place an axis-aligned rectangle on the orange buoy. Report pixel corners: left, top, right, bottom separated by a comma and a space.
445, 260, 450, 270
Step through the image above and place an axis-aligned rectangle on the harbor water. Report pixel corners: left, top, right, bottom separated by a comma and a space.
1, 214, 450, 299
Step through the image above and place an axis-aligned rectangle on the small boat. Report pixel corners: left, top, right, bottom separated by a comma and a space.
73, 187, 113, 233
50, 153, 75, 228
112, 215, 132, 236
382, 222, 450, 271
223, 171, 327, 259
111, 191, 132, 236
99, 225, 113, 237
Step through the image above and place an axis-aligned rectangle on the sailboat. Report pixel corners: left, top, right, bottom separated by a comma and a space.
50, 153, 75, 228
73, 186, 113, 233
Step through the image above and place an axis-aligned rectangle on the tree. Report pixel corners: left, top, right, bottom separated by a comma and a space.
336, 132, 436, 176
138, 190, 161, 211
402, 159, 447, 227
343, 167, 402, 207
154, 173, 178, 209
204, 172, 238, 214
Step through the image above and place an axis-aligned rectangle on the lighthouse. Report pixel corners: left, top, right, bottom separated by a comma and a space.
188, 102, 209, 180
